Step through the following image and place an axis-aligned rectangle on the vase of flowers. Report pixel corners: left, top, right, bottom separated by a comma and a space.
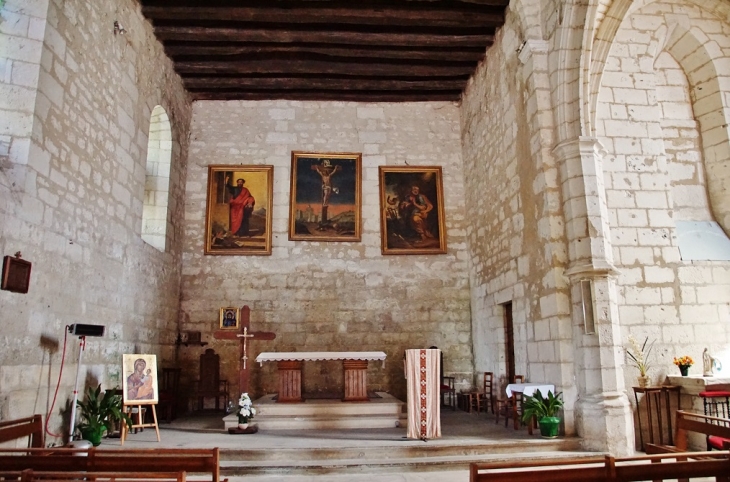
626, 335, 654, 387
236, 392, 256, 429
674, 356, 693, 376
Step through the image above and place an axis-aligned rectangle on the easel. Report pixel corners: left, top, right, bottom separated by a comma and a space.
120, 402, 160, 445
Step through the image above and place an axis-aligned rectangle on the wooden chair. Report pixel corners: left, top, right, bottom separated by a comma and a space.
158, 367, 181, 423
699, 391, 730, 450
441, 376, 456, 411
495, 375, 526, 428
195, 349, 229, 411
478, 372, 494, 414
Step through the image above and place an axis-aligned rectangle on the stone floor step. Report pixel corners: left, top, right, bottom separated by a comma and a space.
252, 414, 407, 430
220, 437, 582, 462
219, 449, 601, 476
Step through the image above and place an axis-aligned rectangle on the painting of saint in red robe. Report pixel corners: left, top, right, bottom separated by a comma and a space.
205, 165, 273, 255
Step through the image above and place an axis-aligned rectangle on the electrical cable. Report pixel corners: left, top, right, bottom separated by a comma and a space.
45, 326, 70, 439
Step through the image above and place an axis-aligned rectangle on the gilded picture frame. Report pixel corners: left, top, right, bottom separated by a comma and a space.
219, 307, 240, 330
289, 151, 362, 242
378, 166, 447, 255
122, 354, 159, 404
204, 165, 274, 255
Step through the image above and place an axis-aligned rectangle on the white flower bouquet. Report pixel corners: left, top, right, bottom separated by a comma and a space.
236, 392, 256, 424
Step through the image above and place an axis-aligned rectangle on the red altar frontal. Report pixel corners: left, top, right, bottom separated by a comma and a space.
255, 352, 387, 402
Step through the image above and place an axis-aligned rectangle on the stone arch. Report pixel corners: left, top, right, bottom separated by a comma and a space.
583, 0, 634, 135
661, 23, 730, 235
552, 0, 591, 143
141, 105, 172, 251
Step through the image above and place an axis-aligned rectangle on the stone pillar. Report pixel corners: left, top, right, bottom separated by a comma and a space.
554, 137, 635, 455
518, 39, 578, 435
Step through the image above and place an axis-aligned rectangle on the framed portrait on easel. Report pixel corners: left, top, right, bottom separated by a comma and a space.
122, 354, 159, 404
289, 151, 362, 242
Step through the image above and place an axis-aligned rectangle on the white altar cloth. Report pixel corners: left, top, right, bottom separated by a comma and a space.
505, 383, 555, 398
256, 351, 387, 367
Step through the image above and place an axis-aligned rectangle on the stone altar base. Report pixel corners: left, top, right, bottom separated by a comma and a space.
223, 392, 406, 430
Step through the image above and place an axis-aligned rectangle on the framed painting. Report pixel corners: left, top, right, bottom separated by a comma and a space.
379, 166, 447, 255
219, 307, 240, 330
204, 165, 274, 255
122, 354, 159, 404
289, 151, 361, 242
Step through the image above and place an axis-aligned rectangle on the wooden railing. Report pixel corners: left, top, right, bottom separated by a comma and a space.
646, 410, 730, 453
0, 447, 222, 482
0, 470, 187, 481
470, 451, 730, 481
0, 415, 44, 448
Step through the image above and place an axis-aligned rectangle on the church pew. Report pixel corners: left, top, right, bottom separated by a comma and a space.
0, 469, 187, 481
645, 410, 730, 453
0, 415, 44, 448
0, 447, 221, 482
469, 451, 730, 481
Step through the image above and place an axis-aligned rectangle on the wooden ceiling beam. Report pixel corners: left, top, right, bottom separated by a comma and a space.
175, 60, 476, 76
182, 77, 468, 91
141, 6, 504, 29
163, 44, 487, 62
188, 90, 462, 102
153, 27, 494, 48
140, 0, 509, 10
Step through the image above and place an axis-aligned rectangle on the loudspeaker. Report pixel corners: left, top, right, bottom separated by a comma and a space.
68, 324, 105, 337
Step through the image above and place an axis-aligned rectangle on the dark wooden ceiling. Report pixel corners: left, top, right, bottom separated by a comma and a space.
139, 1, 509, 102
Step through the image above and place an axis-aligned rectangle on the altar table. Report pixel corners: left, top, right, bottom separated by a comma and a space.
256, 352, 387, 403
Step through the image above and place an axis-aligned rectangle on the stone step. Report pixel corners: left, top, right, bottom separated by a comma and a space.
249, 414, 407, 430
220, 437, 583, 462
219, 443, 596, 476
225, 392, 407, 430
257, 400, 404, 417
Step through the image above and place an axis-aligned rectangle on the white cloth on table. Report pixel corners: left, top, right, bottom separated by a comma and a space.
505, 383, 555, 398
256, 351, 387, 367
404, 349, 441, 440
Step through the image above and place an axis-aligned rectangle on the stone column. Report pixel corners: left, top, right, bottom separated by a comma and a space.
553, 136, 635, 455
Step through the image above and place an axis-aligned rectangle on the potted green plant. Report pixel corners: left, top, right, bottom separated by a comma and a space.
521, 390, 564, 438
76, 384, 132, 446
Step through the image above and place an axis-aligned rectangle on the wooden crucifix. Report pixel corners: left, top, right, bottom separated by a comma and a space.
213, 305, 275, 394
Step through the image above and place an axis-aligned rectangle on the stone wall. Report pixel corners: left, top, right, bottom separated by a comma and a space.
595, 0, 730, 391
0, 0, 191, 442
180, 101, 471, 403
460, 6, 573, 403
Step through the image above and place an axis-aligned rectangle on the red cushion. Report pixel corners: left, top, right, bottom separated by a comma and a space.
699, 391, 730, 398
708, 435, 730, 450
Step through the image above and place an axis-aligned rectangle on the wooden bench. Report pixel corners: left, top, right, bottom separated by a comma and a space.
0, 470, 187, 481
0, 415, 44, 448
646, 410, 730, 453
470, 451, 730, 481
0, 447, 221, 482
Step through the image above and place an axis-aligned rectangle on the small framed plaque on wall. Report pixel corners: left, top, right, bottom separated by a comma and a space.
1, 254, 32, 294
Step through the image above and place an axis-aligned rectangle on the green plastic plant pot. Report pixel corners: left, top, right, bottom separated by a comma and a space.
79, 427, 103, 446
538, 417, 560, 438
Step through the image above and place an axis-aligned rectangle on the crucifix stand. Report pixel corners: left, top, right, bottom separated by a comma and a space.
213, 305, 276, 395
